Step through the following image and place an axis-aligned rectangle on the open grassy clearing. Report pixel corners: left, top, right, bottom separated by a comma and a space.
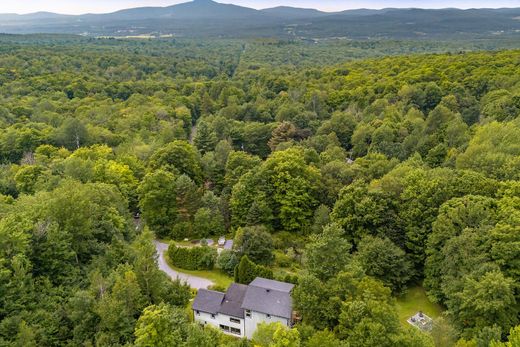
396, 286, 444, 326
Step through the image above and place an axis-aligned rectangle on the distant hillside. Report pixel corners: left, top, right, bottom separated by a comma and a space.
303, 8, 520, 38
0, 0, 519, 39
261, 6, 328, 19
91, 0, 265, 21
0, 12, 71, 21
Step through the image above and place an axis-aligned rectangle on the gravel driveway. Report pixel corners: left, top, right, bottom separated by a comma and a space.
153, 240, 214, 290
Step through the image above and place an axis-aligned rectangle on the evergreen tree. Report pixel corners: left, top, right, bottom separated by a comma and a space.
234, 255, 273, 285
194, 121, 218, 154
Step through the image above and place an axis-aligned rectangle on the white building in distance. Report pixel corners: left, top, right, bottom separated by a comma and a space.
192, 277, 294, 339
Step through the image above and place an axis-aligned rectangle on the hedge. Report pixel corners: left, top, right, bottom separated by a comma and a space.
168, 244, 217, 270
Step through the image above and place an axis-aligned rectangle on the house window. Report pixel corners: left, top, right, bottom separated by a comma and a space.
195, 310, 200, 316
219, 324, 230, 332
211, 314, 216, 319
230, 317, 240, 324
266, 314, 271, 319
230, 327, 241, 335
245, 309, 251, 318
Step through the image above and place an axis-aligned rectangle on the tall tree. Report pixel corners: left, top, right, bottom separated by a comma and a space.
355, 235, 411, 293
148, 140, 202, 183
304, 223, 351, 281
134, 303, 187, 347
138, 169, 177, 239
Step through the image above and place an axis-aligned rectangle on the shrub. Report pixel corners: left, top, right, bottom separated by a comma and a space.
234, 255, 273, 284
217, 250, 239, 276
274, 251, 292, 268
168, 244, 217, 270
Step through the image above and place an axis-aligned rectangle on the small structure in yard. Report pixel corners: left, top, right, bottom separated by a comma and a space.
408, 311, 433, 332
223, 240, 234, 250
218, 236, 226, 247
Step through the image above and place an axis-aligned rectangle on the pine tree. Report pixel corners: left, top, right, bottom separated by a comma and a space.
194, 121, 217, 154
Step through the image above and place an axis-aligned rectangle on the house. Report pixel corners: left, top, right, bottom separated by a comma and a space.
192, 277, 294, 339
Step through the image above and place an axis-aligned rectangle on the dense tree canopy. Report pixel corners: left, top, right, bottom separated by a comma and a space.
0, 34, 519, 345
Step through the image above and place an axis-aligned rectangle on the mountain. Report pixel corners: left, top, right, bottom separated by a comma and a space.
261, 6, 328, 19
337, 8, 397, 16
0, 11, 71, 21
304, 8, 520, 38
0, 1, 519, 40
91, 0, 265, 21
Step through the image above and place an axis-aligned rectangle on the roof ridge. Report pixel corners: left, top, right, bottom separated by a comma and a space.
199, 288, 226, 294
248, 284, 285, 292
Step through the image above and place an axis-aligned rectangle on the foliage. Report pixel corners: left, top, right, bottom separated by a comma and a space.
355, 235, 411, 293
304, 223, 352, 281
148, 141, 203, 184
252, 322, 300, 347
235, 225, 275, 265
490, 325, 520, 347
134, 303, 186, 346
234, 255, 273, 285
217, 250, 239, 276
138, 169, 177, 238
424, 195, 519, 336
168, 245, 217, 271
0, 36, 519, 345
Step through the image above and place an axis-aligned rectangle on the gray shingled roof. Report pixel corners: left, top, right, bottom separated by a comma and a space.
192, 278, 293, 320
242, 278, 293, 319
192, 289, 225, 314
249, 277, 294, 293
219, 283, 248, 318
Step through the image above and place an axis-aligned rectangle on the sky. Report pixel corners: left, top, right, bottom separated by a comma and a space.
2, 0, 520, 14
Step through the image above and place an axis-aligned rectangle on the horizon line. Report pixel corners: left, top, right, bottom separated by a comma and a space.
1, 0, 518, 16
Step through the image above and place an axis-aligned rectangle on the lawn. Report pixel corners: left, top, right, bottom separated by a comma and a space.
396, 286, 444, 326
164, 253, 233, 290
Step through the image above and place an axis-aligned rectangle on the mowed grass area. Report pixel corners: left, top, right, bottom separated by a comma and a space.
396, 286, 444, 326
164, 254, 233, 289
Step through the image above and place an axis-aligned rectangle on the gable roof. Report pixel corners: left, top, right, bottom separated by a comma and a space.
242, 285, 293, 319
249, 277, 294, 293
219, 283, 248, 318
192, 278, 293, 320
192, 289, 225, 314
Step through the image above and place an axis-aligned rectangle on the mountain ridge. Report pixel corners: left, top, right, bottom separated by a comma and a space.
1, 0, 519, 39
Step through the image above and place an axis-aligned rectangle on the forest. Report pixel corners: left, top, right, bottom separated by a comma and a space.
0, 35, 519, 346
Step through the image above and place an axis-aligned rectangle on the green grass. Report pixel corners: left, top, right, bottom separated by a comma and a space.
396, 286, 444, 326
164, 254, 233, 290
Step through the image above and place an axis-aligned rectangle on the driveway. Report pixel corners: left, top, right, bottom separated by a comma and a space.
153, 240, 214, 290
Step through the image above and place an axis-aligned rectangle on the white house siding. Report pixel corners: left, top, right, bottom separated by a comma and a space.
244, 310, 290, 339
194, 311, 219, 328
193, 311, 245, 338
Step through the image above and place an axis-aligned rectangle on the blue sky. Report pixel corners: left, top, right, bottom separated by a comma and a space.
2, 0, 520, 14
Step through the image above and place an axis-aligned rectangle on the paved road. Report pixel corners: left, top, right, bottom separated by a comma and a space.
153, 240, 214, 290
